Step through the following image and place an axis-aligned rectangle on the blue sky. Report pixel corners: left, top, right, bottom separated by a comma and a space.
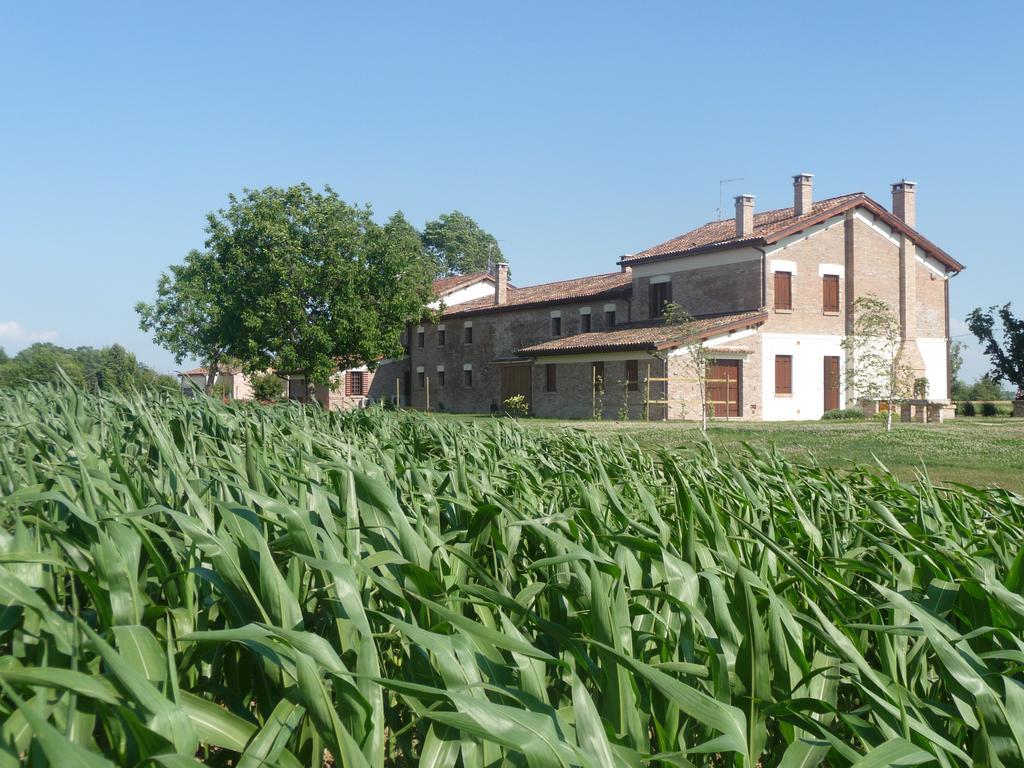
1, 2, 1019, 381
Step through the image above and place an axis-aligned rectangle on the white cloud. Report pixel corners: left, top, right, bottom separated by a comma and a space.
0, 320, 59, 345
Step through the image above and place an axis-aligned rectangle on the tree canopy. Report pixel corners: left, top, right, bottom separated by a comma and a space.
966, 303, 1024, 391
0, 343, 175, 392
422, 210, 503, 277
136, 248, 230, 394
141, 184, 438, 387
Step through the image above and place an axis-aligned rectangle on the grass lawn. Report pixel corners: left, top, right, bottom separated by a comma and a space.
435, 413, 1024, 492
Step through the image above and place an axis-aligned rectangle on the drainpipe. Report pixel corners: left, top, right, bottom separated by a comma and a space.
754, 245, 768, 309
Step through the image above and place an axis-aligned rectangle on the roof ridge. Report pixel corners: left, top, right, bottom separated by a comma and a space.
507, 270, 628, 292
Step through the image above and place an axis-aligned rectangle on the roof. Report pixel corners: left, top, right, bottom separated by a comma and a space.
518, 308, 768, 356
432, 271, 494, 297
442, 271, 632, 318
622, 193, 963, 272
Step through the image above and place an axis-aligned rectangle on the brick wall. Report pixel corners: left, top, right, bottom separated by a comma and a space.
916, 260, 947, 337
764, 221, 847, 336
406, 297, 632, 413
665, 333, 762, 421
633, 261, 761, 320
532, 356, 663, 420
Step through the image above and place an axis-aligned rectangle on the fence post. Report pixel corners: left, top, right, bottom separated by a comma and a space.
395, 378, 400, 409
426, 376, 430, 413
645, 363, 651, 421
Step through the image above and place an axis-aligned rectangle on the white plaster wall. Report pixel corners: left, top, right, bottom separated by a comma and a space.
916, 338, 949, 399
430, 280, 495, 309
761, 333, 845, 420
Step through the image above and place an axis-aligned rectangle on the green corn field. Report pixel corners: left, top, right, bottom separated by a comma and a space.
1, 385, 1023, 767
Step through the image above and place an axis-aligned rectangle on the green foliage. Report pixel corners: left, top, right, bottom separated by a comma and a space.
137, 248, 229, 395
960, 400, 977, 416
821, 407, 866, 421
981, 401, 999, 417
0, 343, 171, 392
204, 184, 437, 385
422, 210, 504, 276
250, 371, 285, 402
841, 294, 914, 431
1, 386, 1022, 766
502, 393, 528, 418
967, 303, 1024, 389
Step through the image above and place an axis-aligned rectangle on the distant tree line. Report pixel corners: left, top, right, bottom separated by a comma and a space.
0, 343, 177, 392
137, 184, 504, 395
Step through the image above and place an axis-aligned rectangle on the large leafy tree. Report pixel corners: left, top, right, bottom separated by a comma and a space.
136, 249, 229, 395
966, 303, 1024, 395
207, 184, 436, 386
422, 210, 503, 276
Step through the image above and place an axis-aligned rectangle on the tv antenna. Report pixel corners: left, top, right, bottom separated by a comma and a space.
717, 178, 744, 220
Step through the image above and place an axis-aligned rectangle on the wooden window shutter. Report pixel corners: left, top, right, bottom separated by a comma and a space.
822, 275, 839, 313
345, 373, 353, 396
546, 363, 556, 392
774, 271, 792, 310
775, 355, 793, 395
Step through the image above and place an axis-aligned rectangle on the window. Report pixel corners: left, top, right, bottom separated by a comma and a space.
464, 323, 473, 344
775, 355, 793, 395
417, 370, 425, 388
545, 363, 557, 392
417, 328, 425, 347
346, 371, 366, 396
438, 326, 446, 346
822, 274, 840, 313
774, 271, 793, 311
626, 360, 639, 391
463, 367, 473, 387
593, 362, 605, 392
649, 281, 672, 319
605, 309, 616, 328
551, 316, 562, 336
581, 312, 592, 332
437, 369, 446, 387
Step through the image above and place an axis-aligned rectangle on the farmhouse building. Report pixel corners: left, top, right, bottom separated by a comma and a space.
371, 174, 962, 421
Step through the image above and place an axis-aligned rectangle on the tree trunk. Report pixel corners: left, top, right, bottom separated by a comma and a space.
204, 353, 221, 396
886, 398, 894, 432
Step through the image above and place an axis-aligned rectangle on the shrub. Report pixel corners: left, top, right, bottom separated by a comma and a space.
981, 401, 999, 417
821, 408, 866, 421
503, 394, 529, 418
960, 401, 976, 417
251, 372, 285, 402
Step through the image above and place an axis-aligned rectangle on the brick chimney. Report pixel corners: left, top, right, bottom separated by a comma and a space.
891, 180, 916, 228
735, 194, 754, 238
494, 262, 509, 305
793, 173, 813, 216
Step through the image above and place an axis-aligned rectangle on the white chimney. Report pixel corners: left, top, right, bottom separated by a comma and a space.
891, 180, 916, 228
494, 262, 509, 305
735, 194, 755, 237
793, 173, 813, 216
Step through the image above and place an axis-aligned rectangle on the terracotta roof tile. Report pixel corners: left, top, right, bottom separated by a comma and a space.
442, 271, 631, 318
622, 193, 963, 272
518, 309, 767, 355
432, 271, 494, 296
624, 194, 863, 263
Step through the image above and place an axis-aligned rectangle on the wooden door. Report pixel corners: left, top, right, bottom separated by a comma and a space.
500, 364, 533, 410
707, 360, 742, 418
823, 356, 840, 412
